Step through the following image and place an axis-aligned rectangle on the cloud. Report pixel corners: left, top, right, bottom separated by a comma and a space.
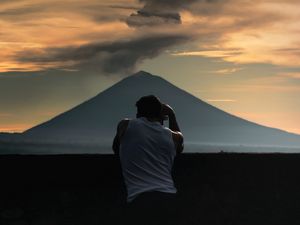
0, 3, 44, 17
169, 0, 300, 67
279, 72, 300, 79
126, 10, 181, 27
2, 0, 300, 73
15, 33, 191, 74
213, 67, 243, 75
1, 0, 194, 74
0, 1, 132, 23
125, 0, 202, 27
172, 49, 242, 58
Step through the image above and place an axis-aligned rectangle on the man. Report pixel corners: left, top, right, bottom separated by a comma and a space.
112, 95, 183, 224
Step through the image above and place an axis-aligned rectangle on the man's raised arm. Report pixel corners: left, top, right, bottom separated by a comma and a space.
161, 104, 184, 154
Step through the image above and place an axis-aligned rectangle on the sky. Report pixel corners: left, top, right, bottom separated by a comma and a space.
0, 0, 300, 134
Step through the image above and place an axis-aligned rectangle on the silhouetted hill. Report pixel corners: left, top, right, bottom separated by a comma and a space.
1, 153, 300, 225
20, 70, 300, 152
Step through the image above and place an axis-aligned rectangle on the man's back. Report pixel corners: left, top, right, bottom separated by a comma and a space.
119, 117, 177, 202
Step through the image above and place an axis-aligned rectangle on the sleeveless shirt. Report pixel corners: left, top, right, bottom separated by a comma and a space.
119, 117, 177, 202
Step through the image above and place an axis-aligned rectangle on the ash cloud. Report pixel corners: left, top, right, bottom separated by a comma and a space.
4, 0, 228, 75
126, 10, 181, 27
16, 34, 191, 74
126, 0, 193, 27
125, 0, 220, 27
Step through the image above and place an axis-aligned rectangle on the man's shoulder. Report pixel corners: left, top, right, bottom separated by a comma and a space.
118, 118, 130, 129
119, 118, 131, 123
117, 118, 131, 139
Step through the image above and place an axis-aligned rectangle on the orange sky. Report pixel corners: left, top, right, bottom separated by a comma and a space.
0, 0, 300, 135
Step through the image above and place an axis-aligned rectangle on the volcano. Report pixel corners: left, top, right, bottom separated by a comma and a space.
21, 71, 300, 152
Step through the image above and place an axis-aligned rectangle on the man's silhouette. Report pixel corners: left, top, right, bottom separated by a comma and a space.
112, 95, 183, 224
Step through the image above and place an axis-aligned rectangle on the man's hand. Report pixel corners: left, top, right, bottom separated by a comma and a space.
161, 104, 175, 117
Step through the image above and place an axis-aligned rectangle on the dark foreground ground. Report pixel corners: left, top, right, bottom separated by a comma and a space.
1, 153, 300, 225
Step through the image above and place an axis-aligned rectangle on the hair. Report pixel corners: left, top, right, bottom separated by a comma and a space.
135, 95, 162, 118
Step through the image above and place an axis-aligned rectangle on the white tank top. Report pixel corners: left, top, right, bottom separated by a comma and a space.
119, 117, 177, 202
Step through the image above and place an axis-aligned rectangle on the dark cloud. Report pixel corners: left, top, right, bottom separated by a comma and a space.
125, 0, 195, 27
0, 4, 43, 16
126, 10, 181, 27
0, 1, 129, 23
16, 34, 191, 74
138, 0, 198, 10
125, 0, 221, 27
108, 4, 140, 10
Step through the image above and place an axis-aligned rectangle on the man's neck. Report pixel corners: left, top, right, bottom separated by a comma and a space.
146, 117, 159, 122
139, 116, 162, 124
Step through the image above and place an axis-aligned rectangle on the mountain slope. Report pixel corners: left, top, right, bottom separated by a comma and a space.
23, 71, 300, 148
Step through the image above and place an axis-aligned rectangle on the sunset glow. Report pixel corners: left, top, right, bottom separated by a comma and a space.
0, 0, 300, 135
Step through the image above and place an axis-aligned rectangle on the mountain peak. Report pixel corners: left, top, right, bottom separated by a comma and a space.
122, 70, 164, 83
132, 70, 154, 77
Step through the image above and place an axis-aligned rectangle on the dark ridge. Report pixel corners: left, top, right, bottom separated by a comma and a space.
1, 154, 300, 224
